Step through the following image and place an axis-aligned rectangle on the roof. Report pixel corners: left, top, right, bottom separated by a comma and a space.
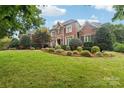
79, 21, 102, 31
63, 19, 77, 25
50, 19, 78, 31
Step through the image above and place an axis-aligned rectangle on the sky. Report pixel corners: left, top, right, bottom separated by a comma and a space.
40, 5, 124, 28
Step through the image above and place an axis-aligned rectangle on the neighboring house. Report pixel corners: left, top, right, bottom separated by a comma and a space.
50, 19, 101, 47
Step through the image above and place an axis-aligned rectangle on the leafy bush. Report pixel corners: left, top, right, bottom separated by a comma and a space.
20, 35, 31, 49
48, 48, 55, 53
83, 42, 94, 51
55, 45, 61, 49
0, 37, 11, 50
73, 50, 79, 55
80, 50, 93, 57
113, 43, 124, 53
69, 38, 82, 50
9, 38, 19, 48
55, 49, 64, 54
61, 45, 67, 50
95, 52, 103, 57
77, 46, 82, 52
66, 51, 73, 56
66, 46, 71, 51
91, 46, 100, 54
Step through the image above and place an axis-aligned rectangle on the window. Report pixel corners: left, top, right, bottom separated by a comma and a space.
66, 37, 72, 45
51, 31, 55, 37
84, 35, 92, 42
66, 25, 72, 33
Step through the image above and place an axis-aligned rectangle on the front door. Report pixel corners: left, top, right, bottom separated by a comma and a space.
57, 39, 61, 45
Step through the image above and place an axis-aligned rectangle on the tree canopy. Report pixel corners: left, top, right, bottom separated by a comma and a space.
95, 26, 113, 51
32, 27, 51, 48
112, 5, 124, 21
0, 5, 45, 39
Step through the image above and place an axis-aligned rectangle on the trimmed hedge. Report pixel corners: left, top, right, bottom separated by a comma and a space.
66, 51, 73, 56
91, 46, 100, 54
80, 50, 93, 57
55, 45, 61, 49
77, 46, 82, 52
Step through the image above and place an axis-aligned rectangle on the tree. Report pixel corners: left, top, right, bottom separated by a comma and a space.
9, 38, 19, 48
20, 35, 31, 49
102, 23, 124, 43
32, 27, 51, 48
0, 5, 45, 39
112, 5, 124, 21
102, 23, 116, 44
112, 24, 124, 43
94, 26, 113, 51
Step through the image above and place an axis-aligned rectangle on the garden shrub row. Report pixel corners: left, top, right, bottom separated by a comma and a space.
42, 45, 114, 57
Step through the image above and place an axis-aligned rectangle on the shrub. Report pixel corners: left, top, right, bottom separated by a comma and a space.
55, 49, 64, 54
0, 37, 11, 50
9, 48, 17, 50
80, 50, 93, 57
42, 48, 49, 52
55, 45, 61, 49
66, 46, 71, 51
77, 46, 82, 52
95, 52, 103, 57
103, 52, 114, 57
83, 42, 94, 51
69, 38, 82, 50
73, 50, 79, 55
9, 38, 19, 48
48, 48, 55, 53
113, 43, 124, 53
30, 47, 35, 50
61, 45, 67, 50
66, 51, 73, 56
91, 46, 100, 54
20, 35, 31, 49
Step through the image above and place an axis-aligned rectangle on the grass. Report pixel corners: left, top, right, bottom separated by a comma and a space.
0, 50, 124, 88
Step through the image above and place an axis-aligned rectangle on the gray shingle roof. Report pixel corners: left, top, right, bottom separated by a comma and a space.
63, 19, 77, 25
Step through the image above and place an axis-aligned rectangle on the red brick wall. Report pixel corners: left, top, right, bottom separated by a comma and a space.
79, 25, 96, 36
64, 23, 77, 38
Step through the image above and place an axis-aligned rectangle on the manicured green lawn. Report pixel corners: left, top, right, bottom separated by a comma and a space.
0, 50, 124, 88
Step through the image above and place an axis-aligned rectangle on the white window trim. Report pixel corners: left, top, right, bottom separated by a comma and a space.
84, 35, 92, 42
66, 25, 72, 33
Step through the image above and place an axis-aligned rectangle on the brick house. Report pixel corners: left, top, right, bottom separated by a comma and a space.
50, 19, 101, 47
79, 21, 101, 43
